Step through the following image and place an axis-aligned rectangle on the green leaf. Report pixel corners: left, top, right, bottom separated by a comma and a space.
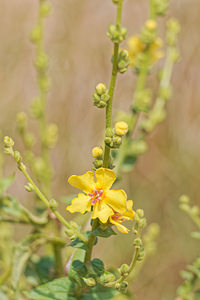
91, 259, 104, 276
0, 196, 23, 218
25, 256, 56, 286
0, 173, 15, 194
82, 285, 119, 300
71, 260, 87, 277
11, 234, 44, 290
25, 277, 75, 300
93, 227, 116, 238
70, 231, 97, 250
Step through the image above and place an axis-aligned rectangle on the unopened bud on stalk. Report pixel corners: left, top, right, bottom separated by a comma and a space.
136, 209, 144, 218
14, 151, 22, 163
40, 3, 51, 17
25, 182, 34, 192
133, 237, 142, 248
93, 159, 103, 169
16, 112, 27, 132
49, 199, 58, 210
4, 136, 14, 148
120, 264, 129, 275
30, 26, 42, 43
83, 277, 96, 287
179, 195, 190, 204
115, 121, 128, 136
145, 19, 157, 31
92, 147, 103, 158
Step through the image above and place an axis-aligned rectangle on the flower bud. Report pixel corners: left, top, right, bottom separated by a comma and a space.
35, 52, 49, 73
133, 237, 142, 248
113, 136, 122, 146
83, 277, 96, 287
30, 26, 42, 43
49, 199, 58, 210
95, 83, 107, 95
115, 121, 128, 136
145, 19, 157, 31
105, 128, 114, 137
120, 264, 129, 275
38, 76, 51, 93
25, 182, 34, 192
16, 112, 27, 132
179, 195, 190, 204
136, 209, 144, 218
93, 159, 103, 169
14, 151, 22, 163
4, 136, 14, 148
40, 3, 51, 17
92, 147, 103, 158
18, 162, 26, 172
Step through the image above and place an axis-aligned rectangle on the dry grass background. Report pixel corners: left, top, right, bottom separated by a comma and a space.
1, 0, 200, 299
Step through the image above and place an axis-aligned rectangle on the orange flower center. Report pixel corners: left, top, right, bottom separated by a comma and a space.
88, 188, 103, 205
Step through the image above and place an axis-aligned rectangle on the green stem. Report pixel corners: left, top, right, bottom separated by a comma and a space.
150, 0, 156, 20
17, 163, 87, 243
53, 244, 64, 277
84, 219, 99, 263
103, 0, 124, 168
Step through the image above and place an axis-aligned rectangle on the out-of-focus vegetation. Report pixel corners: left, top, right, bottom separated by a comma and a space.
0, 0, 200, 299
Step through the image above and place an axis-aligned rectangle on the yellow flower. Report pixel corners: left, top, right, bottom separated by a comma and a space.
109, 200, 134, 233
67, 168, 127, 223
115, 121, 129, 136
127, 35, 144, 67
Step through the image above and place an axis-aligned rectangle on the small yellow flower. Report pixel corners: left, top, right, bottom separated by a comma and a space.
127, 35, 144, 67
145, 19, 157, 31
109, 200, 134, 233
67, 168, 127, 223
115, 121, 129, 136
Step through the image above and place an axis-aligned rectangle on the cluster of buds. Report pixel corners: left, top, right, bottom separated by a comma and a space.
132, 209, 146, 262
140, 19, 158, 45
153, 0, 169, 16
133, 89, 152, 113
93, 83, 110, 108
107, 24, 127, 44
105, 121, 129, 149
167, 18, 181, 47
42, 123, 58, 148
117, 49, 130, 73
4, 137, 26, 173
92, 146, 104, 169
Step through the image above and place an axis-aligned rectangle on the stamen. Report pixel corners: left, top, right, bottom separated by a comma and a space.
88, 188, 103, 205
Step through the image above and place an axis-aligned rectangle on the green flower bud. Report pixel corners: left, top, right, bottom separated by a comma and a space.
93, 159, 103, 169
14, 151, 22, 163
95, 83, 107, 95
112, 0, 119, 4
117, 49, 130, 74
139, 218, 147, 229
115, 283, 121, 290
105, 137, 112, 145
170, 48, 180, 63
113, 135, 122, 146
4, 136, 14, 148
83, 277, 96, 287
69, 221, 80, 230
102, 272, 116, 284
136, 209, 144, 218
38, 76, 51, 93
40, 3, 51, 18
159, 86, 172, 101
31, 98, 44, 119
154, 0, 169, 16
18, 162, 26, 172
133, 237, 142, 248
120, 264, 129, 275
106, 128, 114, 137
179, 195, 190, 204
133, 89, 152, 112
30, 26, 42, 43
107, 24, 127, 43
35, 52, 49, 73
49, 199, 58, 210
45, 123, 58, 148
25, 182, 34, 192
16, 112, 27, 132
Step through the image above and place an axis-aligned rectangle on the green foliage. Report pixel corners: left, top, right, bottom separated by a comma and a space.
24, 277, 75, 300
0, 173, 15, 194
93, 227, 117, 238
91, 259, 105, 276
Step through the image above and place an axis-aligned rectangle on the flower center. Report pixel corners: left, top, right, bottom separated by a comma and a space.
88, 189, 103, 205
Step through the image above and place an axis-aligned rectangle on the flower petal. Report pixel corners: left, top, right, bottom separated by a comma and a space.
124, 200, 135, 219
92, 202, 114, 223
104, 189, 127, 213
66, 193, 91, 214
95, 168, 116, 190
68, 171, 95, 193
110, 218, 129, 233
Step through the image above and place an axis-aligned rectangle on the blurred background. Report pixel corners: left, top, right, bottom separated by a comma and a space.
0, 0, 200, 299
